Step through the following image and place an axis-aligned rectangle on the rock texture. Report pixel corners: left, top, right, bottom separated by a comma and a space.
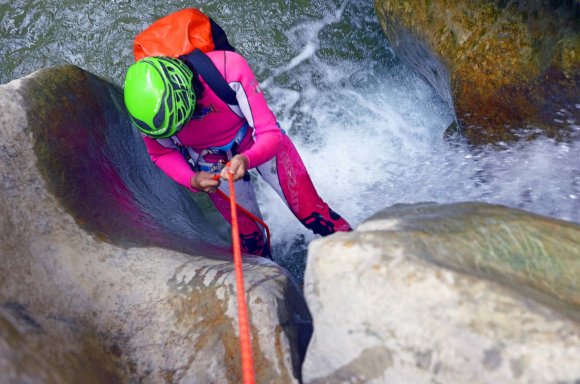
303, 202, 580, 383
375, 0, 580, 144
0, 66, 310, 383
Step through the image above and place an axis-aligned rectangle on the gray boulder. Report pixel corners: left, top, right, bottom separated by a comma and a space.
0, 66, 310, 383
303, 202, 580, 383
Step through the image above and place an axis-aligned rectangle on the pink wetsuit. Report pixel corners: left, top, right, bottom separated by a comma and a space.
143, 51, 351, 257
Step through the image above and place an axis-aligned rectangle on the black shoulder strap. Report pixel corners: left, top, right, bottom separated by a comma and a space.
209, 18, 236, 52
179, 49, 239, 106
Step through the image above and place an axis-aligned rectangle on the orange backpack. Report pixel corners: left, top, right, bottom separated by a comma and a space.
133, 8, 238, 105
133, 8, 234, 60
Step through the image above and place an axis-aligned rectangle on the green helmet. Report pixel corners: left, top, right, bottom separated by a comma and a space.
124, 57, 196, 138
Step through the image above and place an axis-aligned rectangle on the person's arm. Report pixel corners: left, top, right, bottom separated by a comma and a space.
225, 52, 283, 169
143, 137, 220, 193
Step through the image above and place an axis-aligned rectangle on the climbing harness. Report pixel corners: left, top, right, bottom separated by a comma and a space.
160, 123, 271, 250
194, 123, 248, 172
161, 122, 248, 173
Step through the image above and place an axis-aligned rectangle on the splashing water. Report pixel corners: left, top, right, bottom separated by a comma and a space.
247, 2, 580, 277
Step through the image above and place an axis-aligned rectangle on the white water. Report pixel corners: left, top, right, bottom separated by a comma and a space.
252, 3, 580, 258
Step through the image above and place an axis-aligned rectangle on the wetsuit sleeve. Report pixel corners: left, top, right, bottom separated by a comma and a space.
226, 52, 283, 168
142, 136, 199, 192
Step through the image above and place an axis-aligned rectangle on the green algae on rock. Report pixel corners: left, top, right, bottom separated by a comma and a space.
375, 0, 579, 144
303, 202, 580, 383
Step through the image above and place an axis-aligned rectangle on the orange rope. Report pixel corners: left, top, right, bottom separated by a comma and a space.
226, 171, 256, 384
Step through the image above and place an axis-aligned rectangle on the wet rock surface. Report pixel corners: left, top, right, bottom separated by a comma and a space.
303, 202, 580, 383
375, 0, 580, 144
0, 66, 310, 383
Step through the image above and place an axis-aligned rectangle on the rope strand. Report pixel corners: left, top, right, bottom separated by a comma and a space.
227, 171, 256, 384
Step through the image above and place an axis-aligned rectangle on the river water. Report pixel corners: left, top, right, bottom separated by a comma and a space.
2, 0, 579, 279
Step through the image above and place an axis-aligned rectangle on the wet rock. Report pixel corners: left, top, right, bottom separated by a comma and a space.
303, 202, 580, 383
0, 66, 310, 383
375, 0, 580, 144
0, 304, 122, 384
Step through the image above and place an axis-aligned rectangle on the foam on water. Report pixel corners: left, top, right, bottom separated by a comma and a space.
253, 2, 580, 262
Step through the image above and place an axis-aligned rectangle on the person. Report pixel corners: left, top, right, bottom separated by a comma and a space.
123, 51, 352, 258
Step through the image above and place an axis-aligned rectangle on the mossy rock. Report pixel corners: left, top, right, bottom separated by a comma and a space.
375, 0, 579, 144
